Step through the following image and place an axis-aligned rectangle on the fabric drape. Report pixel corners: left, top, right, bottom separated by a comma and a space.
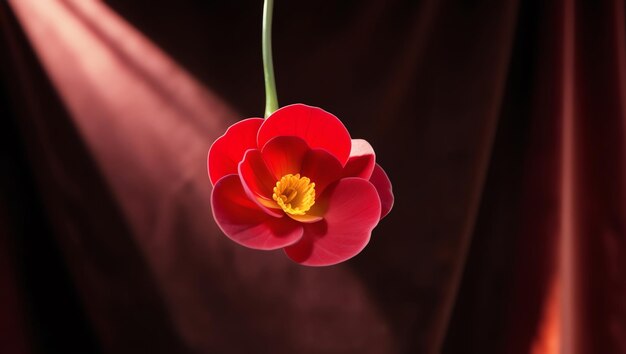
1, 0, 624, 353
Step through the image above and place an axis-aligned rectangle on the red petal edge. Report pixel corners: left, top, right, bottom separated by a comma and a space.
257, 104, 352, 166
369, 164, 394, 219
261, 136, 309, 180
283, 178, 381, 266
211, 175, 303, 250
208, 118, 263, 185
238, 149, 284, 217
261, 136, 343, 195
300, 148, 344, 196
342, 139, 376, 179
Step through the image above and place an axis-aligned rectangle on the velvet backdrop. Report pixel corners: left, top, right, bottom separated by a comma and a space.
1, 0, 625, 353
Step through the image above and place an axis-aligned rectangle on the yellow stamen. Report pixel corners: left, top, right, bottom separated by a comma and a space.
272, 173, 316, 215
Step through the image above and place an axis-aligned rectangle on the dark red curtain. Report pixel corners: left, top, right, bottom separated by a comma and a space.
0, 0, 624, 353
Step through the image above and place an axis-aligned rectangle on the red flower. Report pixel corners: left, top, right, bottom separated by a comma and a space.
208, 104, 393, 266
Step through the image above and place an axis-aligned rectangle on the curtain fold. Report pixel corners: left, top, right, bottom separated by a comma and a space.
1, 0, 625, 353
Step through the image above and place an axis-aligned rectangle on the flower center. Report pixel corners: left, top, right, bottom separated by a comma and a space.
272, 173, 316, 215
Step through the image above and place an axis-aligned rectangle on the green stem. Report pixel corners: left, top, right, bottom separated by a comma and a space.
262, 0, 278, 118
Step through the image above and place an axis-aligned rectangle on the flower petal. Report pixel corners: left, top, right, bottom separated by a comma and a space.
283, 178, 381, 266
287, 213, 324, 223
208, 118, 263, 185
238, 149, 283, 217
257, 104, 352, 166
342, 139, 376, 179
211, 175, 303, 250
261, 137, 343, 195
369, 164, 394, 219
261, 136, 309, 180
300, 148, 343, 195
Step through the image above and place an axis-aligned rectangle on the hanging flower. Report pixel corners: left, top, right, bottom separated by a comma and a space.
208, 104, 393, 266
